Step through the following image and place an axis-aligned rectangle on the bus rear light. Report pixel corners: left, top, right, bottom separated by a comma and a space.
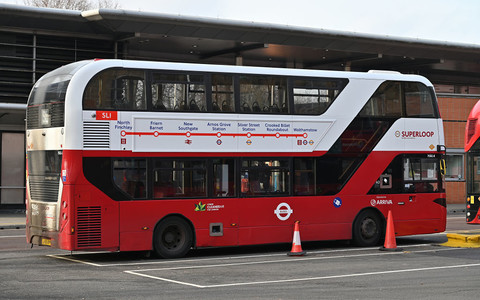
71, 227, 75, 234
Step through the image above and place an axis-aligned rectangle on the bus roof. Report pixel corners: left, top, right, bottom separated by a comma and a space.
44, 59, 434, 87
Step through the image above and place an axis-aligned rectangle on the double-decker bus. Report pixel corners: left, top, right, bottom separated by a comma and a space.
26, 59, 446, 258
465, 100, 480, 224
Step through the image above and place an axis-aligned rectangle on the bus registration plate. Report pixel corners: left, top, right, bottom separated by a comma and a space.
41, 238, 51, 246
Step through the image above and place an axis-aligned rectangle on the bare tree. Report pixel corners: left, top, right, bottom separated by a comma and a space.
24, 0, 120, 10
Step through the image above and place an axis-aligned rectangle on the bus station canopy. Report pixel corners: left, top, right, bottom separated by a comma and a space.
1, 4, 480, 86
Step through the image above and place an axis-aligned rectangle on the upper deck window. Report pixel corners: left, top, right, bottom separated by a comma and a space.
359, 81, 438, 118
293, 78, 347, 115
27, 75, 70, 129
405, 82, 436, 117
151, 72, 206, 111
359, 81, 403, 117
84, 68, 146, 110
211, 74, 234, 112
239, 75, 287, 113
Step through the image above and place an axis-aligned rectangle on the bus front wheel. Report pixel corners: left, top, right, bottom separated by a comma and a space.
153, 216, 193, 259
352, 210, 383, 247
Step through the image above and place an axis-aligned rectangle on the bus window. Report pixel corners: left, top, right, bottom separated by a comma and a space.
151, 73, 206, 112
213, 159, 235, 197
27, 77, 70, 129
294, 158, 315, 196
405, 82, 436, 117
153, 160, 206, 198
404, 157, 440, 193
239, 75, 287, 113
83, 68, 146, 110
293, 78, 347, 115
369, 155, 444, 194
211, 74, 234, 112
359, 81, 403, 117
112, 158, 146, 199
240, 159, 289, 196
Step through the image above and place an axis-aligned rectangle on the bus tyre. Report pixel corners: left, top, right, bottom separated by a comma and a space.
352, 210, 383, 247
153, 216, 193, 259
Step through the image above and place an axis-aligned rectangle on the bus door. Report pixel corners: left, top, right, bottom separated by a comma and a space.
466, 151, 480, 223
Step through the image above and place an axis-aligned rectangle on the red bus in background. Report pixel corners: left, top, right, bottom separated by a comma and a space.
465, 100, 480, 223
26, 59, 446, 258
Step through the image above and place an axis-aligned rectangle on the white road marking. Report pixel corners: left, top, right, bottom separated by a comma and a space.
47, 243, 434, 267
123, 248, 471, 288
47, 254, 103, 266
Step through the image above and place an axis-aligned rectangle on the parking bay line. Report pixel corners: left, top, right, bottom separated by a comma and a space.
47, 254, 104, 267
0, 235, 25, 238
128, 262, 480, 289
124, 247, 466, 288
47, 243, 434, 267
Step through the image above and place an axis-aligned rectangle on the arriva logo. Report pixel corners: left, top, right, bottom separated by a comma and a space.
370, 199, 393, 206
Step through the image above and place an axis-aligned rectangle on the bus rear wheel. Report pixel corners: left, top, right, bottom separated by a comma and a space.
352, 210, 383, 247
153, 216, 193, 259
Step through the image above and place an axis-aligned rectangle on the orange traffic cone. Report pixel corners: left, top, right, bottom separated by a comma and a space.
380, 210, 403, 251
288, 221, 306, 256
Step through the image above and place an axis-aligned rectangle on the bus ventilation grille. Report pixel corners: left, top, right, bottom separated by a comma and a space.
26, 103, 64, 129
77, 206, 102, 248
29, 179, 59, 202
83, 122, 110, 149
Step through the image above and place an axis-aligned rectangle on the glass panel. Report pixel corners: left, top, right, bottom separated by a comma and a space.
153, 160, 206, 198
213, 159, 235, 197
405, 82, 435, 117
293, 78, 346, 115
294, 158, 315, 196
113, 159, 146, 199
212, 74, 234, 112
240, 76, 287, 113
27, 150, 62, 176
359, 81, 402, 117
151, 73, 206, 112
403, 157, 440, 193
470, 155, 480, 193
445, 154, 464, 180
83, 69, 146, 110
241, 159, 289, 196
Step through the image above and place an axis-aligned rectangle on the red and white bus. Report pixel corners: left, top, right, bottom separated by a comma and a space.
26, 59, 446, 258
465, 100, 480, 224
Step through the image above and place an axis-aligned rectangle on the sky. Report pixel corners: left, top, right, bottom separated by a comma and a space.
1, 0, 479, 45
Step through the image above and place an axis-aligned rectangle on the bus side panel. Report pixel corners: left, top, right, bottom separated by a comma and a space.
118, 199, 239, 251
237, 196, 353, 246
387, 193, 446, 236
57, 184, 74, 250
342, 151, 447, 235
72, 185, 120, 251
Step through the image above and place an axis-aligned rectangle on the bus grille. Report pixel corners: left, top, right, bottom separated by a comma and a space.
83, 122, 110, 149
77, 206, 102, 248
26, 103, 65, 129
29, 179, 59, 202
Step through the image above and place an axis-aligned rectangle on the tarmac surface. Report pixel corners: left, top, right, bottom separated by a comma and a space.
0, 204, 467, 230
